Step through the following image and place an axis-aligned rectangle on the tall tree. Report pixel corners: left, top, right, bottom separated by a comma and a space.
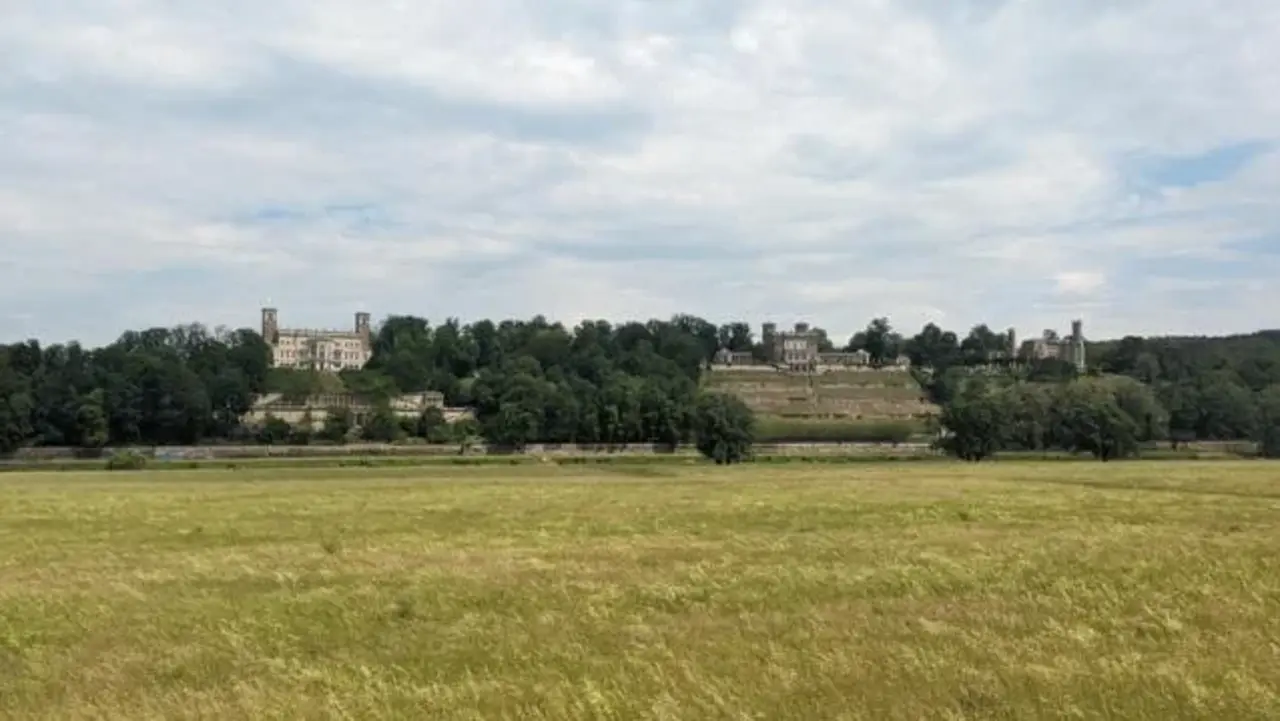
692, 391, 755, 464
1048, 381, 1142, 461
859, 317, 898, 366
0, 365, 34, 454
1255, 385, 1280, 458
938, 380, 1007, 461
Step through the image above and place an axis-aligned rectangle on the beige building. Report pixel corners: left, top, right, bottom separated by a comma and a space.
261, 307, 373, 371
714, 322, 907, 373
243, 391, 473, 430
1021, 320, 1087, 372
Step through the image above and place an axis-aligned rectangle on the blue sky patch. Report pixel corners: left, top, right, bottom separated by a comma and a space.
1127, 140, 1271, 191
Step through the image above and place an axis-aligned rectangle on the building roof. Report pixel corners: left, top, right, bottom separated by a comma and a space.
276, 328, 367, 340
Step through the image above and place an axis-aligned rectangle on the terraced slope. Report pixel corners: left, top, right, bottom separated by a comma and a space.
704, 369, 937, 425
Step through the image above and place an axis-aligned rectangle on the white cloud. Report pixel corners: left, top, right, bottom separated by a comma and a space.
1, 0, 1279, 345
274, 1, 629, 106
1054, 272, 1107, 296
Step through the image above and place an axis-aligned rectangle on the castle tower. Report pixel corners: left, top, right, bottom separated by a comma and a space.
261, 307, 279, 345
1006, 328, 1018, 361
762, 322, 778, 362
1070, 319, 1086, 372
355, 312, 371, 344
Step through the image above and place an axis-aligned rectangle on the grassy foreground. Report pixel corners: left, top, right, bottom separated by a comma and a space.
2, 462, 1279, 719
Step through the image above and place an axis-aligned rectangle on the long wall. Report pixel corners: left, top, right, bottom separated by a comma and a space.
4, 441, 938, 462
4, 440, 1260, 464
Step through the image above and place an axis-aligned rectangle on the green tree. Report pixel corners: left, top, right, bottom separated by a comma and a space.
0, 367, 34, 455
903, 323, 961, 369
916, 365, 969, 406
960, 324, 1007, 366
996, 382, 1053, 451
1048, 381, 1141, 461
692, 391, 755, 464
1191, 373, 1258, 440
289, 411, 314, 445
414, 407, 458, 443
256, 416, 293, 444
1157, 381, 1199, 447
361, 404, 404, 443
266, 368, 334, 402
856, 317, 898, 367
487, 404, 541, 451
1096, 375, 1168, 443
1256, 385, 1280, 458
319, 408, 353, 443
340, 369, 400, 404
1025, 358, 1079, 383
937, 381, 1007, 461
75, 389, 109, 449
716, 322, 754, 353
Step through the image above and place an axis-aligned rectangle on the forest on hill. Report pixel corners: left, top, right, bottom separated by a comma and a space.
2, 315, 1279, 456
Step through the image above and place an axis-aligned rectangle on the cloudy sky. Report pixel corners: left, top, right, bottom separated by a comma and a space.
2, 0, 1277, 347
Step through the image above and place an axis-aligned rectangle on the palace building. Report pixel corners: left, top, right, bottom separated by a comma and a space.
260, 307, 373, 372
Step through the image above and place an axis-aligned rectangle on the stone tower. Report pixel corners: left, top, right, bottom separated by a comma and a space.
1006, 328, 1018, 361
1069, 319, 1086, 372
761, 322, 778, 362
261, 307, 279, 344
355, 312, 371, 344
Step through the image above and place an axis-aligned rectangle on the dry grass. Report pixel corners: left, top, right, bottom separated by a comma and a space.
2, 461, 1279, 720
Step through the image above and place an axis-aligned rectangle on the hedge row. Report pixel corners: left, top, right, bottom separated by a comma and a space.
753, 417, 922, 444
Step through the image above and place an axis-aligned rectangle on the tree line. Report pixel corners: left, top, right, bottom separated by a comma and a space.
929, 329, 1280, 460
1, 326, 272, 454
3, 315, 1280, 460
941, 373, 1280, 461
0, 316, 755, 460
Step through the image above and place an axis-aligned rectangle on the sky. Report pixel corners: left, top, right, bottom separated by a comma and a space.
2, 0, 1278, 347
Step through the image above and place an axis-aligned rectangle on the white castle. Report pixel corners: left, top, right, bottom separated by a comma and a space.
260, 307, 373, 372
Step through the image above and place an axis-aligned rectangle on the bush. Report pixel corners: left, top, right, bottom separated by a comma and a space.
255, 416, 293, 445
105, 450, 148, 471
319, 408, 353, 444
415, 407, 448, 439
754, 417, 917, 444
693, 391, 756, 464
287, 424, 313, 445
360, 405, 404, 443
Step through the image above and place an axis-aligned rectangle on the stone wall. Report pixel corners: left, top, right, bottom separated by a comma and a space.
243, 392, 470, 429
2, 440, 1261, 464
3, 441, 940, 462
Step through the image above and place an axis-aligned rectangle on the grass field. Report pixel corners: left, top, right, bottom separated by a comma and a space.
2, 462, 1279, 720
